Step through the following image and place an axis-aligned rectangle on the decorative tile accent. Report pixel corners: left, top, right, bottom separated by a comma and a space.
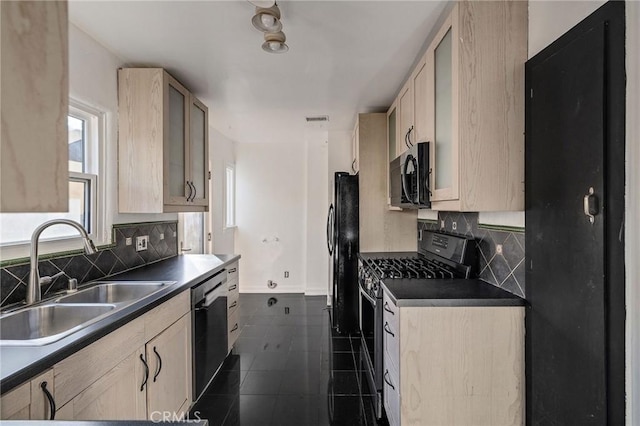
0, 221, 178, 307
418, 212, 525, 298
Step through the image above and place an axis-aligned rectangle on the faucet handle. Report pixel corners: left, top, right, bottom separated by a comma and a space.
39, 271, 65, 286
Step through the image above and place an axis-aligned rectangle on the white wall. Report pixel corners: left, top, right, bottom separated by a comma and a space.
305, 131, 329, 295
235, 143, 307, 293
626, 2, 640, 424
529, 2, 638, 423
69, 24, 178, 245
208, 128, 236, 255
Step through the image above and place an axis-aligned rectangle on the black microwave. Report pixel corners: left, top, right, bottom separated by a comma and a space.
389, 142, 431, 209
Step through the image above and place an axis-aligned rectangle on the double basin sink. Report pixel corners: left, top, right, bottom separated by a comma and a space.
0, 282, 173, 346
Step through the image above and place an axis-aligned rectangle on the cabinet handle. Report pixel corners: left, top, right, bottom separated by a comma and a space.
186, 181, 193, 202
228, 268, 237, 273
153, 346, 163, 382
230, 323, 239, 333
229, 301, 238, 309
384, 322, 395, 337
140, 354, 149, 391
383, 370, 396, 390
407, 125, 414, 147
228, 284, 237, 291
351, 159, 357, 173
383, 302, 395, 315
40, 381, 56, 420
404, 129, 410, 149
191, 182, 197, 201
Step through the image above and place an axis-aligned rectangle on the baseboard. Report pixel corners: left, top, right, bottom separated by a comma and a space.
240, 286, 304, 293
304, 289, 328, 296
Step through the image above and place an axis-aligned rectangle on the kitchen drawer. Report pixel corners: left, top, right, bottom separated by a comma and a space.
227, 277, 238, 293
227, 289, 239, 317
383, 291, 399, 334
383, 361, 401, 426
227, 308, 240, 352
383, 320, 400, 372
227, 262, 239, 283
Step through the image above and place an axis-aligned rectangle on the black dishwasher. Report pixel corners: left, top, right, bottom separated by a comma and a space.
192, 270, 228, 400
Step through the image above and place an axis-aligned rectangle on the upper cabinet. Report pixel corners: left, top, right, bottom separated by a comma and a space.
429, 1, 527, 211
387, 0, 526, 212
118, 68, 209, 213
0, 1, 69, 212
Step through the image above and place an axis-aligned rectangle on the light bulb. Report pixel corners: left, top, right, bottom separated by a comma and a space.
260, 13, 276, 29
269, 41, 281, 51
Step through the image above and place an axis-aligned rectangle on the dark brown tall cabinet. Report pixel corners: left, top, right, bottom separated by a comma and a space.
525, 2, 625, 424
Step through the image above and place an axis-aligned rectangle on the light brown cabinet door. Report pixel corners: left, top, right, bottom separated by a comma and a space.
430, 5, 459, 202
189, 96, 209, 207
146, 314, 192, 417
164, 74, 191, 206
397, 81, 413, 157
0, 1, 68, 212
0, 370, 55, 420
412, 54, 430, 145
56, 348, 147, 421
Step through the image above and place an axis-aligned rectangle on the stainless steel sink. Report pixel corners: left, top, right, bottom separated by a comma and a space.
56, 282, 167, 304
0, 281, 175, 346
0, 304, 116, 345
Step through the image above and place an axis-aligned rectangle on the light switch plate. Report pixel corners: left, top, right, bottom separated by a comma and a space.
125, 237, 133, 246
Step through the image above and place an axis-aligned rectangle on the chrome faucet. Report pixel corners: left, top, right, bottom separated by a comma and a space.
27, 219, 97, 305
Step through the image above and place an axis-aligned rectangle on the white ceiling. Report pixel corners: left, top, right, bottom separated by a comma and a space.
69, 0, 448, 144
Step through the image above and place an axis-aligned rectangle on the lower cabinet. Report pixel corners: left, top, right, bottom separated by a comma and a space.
382, 290, 524, 426
1, 289, 193, 422
227, 261, 240, 352
57, 313, 191, 421
146, 313, 192, 417
0, 370, 54, 420
56, 348, 147, 420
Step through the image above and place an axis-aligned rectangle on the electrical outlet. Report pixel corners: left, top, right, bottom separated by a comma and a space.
125, 237, 133, 246
418, 229, 423, 241
441, 220, 445, 228
159, 233, 164, 240
136, 235, 149, 252
496, 244, 503, 255
284, 271, 289, 278
452, 221, 457, 231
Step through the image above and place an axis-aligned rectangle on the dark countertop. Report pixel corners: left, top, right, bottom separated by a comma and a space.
0, 422, 208, 425
0, 254, 240, 394
382, 278, 525, 307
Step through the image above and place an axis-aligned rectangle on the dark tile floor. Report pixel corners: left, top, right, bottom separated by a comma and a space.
190, 293, 388, 426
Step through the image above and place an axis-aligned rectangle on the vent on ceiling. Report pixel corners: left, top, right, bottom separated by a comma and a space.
305, 115, 329, 122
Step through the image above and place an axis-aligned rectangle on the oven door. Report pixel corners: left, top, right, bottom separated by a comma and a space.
359, 281, 383, 418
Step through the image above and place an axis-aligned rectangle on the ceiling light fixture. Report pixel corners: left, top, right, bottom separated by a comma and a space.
251, 4, 282, 33
262, 31, 289, 54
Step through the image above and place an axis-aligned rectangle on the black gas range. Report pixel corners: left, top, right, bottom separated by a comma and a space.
357, 230, 476, 419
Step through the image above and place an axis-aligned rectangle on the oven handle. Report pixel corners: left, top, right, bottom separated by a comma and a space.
359, 285, 377, 306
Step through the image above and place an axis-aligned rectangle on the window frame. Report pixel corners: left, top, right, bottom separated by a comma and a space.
0, 99, 107, 260
224, 164, 236, 229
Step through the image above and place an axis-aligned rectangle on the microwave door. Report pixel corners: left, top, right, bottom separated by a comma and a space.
402, 154, 417, 205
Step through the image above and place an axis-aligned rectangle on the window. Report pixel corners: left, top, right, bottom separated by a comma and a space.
0, 101, 105, 257
225, 165, 236, 228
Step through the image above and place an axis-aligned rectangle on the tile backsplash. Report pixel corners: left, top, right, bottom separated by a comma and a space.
419, 212, 525, 298
0, 221, 178, 307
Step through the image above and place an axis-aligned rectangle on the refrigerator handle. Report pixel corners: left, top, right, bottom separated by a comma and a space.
327, 204, 334, 255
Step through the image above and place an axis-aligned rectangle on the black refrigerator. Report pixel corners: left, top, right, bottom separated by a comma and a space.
326, 172, 359, 334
